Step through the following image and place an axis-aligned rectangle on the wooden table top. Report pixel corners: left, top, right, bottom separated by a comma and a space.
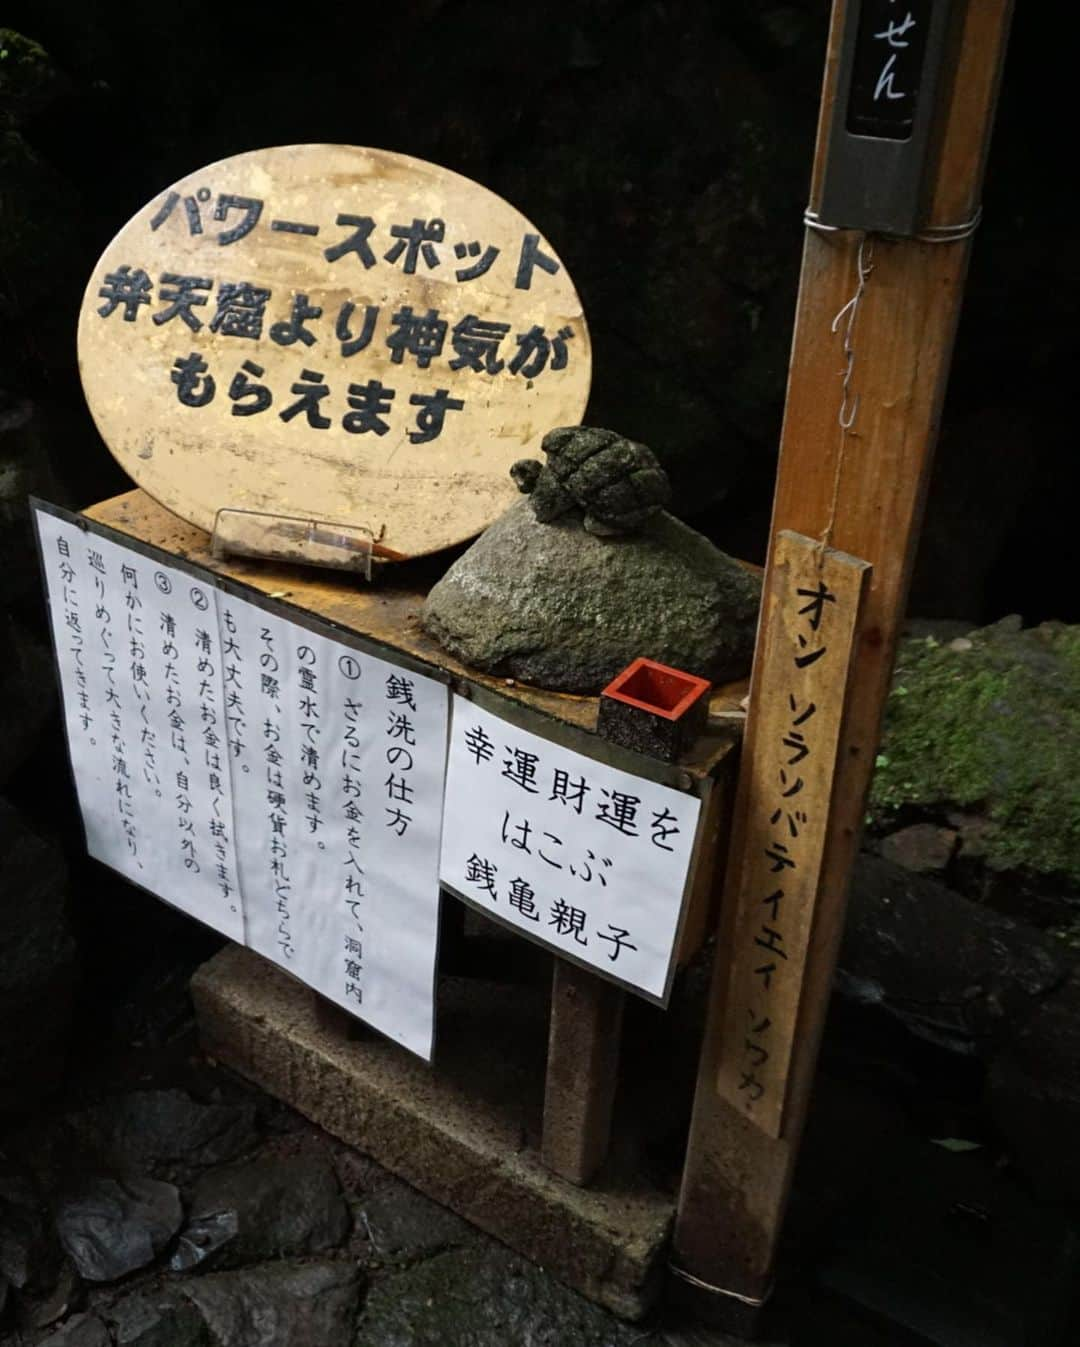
85, 489, 746, 783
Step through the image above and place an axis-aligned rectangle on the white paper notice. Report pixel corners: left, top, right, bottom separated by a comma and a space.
35, 505, 448, 1061
35, 509, 243, 941
222, 595, 447, 1059
440, 696, 702, 1003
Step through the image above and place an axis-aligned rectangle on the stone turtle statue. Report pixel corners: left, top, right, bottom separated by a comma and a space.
511, 425, 671, 537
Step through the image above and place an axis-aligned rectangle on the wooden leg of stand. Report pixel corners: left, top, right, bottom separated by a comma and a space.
541, 960, 624, 1186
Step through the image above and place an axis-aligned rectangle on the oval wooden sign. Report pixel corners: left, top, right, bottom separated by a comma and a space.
77, 145, 591, 560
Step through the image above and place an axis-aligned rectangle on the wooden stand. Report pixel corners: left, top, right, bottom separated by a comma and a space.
83, 487, 743, 1217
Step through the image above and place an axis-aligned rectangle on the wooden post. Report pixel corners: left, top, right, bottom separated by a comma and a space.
541, 960, 625, 1185
670, 0, 1014, 1328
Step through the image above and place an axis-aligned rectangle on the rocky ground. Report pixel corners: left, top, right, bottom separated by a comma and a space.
1, 1017, 653, 1347
3, 833, 1080, 1347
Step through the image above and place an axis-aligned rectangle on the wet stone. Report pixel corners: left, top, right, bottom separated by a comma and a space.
815, 1137, 1080, 1347
179, 1259, 363, 1347
355, 1245, 639, 1347
837, 855, 1071, 1056
173, 1153, 349, 1271
169, 1211, 239, 1274
879, 823, 957, 875
106, 1288, 212, 1347
37, 1312, 112, 1347
0, 1158, 77, 1329
356, 1176, 475, 1263
988, 974, 1080, 1202
0, 1160, 63, 1293
55, 1175, 183, 1283
63, 1089, 258, 1183
12, 1259, 81, 1333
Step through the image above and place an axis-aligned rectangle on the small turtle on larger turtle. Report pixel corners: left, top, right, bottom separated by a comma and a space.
510, 426, 671, 537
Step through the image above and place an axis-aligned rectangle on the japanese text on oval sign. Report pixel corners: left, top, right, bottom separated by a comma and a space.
77, 146, 592, 560
440, 697, 703, 1004
95, 203, 573, 444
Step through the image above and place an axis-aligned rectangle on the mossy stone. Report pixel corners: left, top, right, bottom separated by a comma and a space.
421, 500, 760, 695
869, 619, 1080, 884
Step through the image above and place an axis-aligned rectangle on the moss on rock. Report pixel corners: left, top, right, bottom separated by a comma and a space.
0, 30, 63, 131
869, 619, 1080, 883
421, 499, 761, 694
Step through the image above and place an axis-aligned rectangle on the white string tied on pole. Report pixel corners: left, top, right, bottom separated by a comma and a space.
816, 231, 874, 562
800, 206, 980, 566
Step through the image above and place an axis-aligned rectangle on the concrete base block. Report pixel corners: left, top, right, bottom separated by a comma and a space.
192, 946, 676, 1320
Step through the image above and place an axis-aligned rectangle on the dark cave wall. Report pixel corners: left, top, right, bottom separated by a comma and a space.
2, 1, 1071, 628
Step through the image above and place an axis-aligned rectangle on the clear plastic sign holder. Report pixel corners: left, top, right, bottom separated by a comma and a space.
211, 508, 377, 580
